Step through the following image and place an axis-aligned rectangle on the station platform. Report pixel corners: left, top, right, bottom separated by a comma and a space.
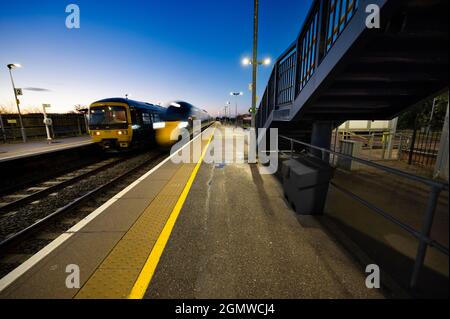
0, 124, 383, 299
0, 136, 92, 162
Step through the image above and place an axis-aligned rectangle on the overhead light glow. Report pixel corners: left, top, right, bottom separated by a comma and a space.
7, 63, 22, 69
242, 57, 251, 66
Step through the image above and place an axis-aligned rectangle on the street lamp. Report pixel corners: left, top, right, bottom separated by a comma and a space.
241, 0, 272, 128
230, 92, 244, 128
242, 57, 271, 66
242, 53, 271, 128
7, 63, 26, 142
242, 49, 271, 125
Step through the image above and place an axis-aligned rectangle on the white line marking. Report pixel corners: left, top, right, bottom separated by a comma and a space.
0, 234, 72, 292
0, 133, 203, 292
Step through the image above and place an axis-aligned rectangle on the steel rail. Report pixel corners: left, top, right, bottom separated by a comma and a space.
0, 151, 165, 250
0, 157, 125, 214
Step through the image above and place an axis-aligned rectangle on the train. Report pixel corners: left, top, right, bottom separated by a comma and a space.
88, 98, 166, 150
155, 101, 214, 146
88, 98, 214, 150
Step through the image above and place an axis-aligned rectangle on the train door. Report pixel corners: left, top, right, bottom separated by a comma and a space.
141, 111, 153, 143
130, 107, 145, 144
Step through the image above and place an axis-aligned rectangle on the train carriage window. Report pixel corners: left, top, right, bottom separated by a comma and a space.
151, 113, 161, 123
142, 112, 151, 125
130, 108, 142, 126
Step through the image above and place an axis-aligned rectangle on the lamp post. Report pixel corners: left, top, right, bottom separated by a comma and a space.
7, 63, 26, 143
251, 0, 259, 128
0, 114, 6, 143
230, 92, 243, 128
242, 43, 271, 128
225, 102, 231, 125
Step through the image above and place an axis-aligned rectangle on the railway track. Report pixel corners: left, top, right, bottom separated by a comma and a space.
0, 157, 122, 213
0, 150, 167, 278
0, 125, 214, 278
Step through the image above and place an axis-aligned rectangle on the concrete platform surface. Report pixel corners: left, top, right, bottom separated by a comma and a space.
0, 136, 92, 162
146, 126, 383, 299
0, 125, 384, 299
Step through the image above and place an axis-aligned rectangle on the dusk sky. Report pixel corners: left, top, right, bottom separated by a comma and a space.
0, 0, 313, 115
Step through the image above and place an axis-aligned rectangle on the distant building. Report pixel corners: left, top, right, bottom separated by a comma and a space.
338, 120, 391, 133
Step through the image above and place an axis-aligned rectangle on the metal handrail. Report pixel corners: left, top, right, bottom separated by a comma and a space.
279, 134, 449, 292
280, 135, 448, 190
257, 0, 362, 127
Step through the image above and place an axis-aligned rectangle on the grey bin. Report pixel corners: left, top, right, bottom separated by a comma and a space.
282, 157, 333, 215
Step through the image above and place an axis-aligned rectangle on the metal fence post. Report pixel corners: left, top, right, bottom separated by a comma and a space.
290, 139, 294, 158
409, 185, 442, 290
0, 114, 6, 143
368, 133, 374, 161
408, 128, 418, 165
398, 134, 403, 160
381, 132, 388, 160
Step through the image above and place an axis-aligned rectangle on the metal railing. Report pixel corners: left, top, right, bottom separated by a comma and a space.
279, 134, 449, 291
256, 0, 361, 127
399, 129, 443, 169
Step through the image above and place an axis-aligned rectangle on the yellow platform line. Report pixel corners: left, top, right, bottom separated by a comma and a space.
128, 127, 216, 299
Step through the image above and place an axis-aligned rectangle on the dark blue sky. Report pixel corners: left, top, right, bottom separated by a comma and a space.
0, 0, 313, 114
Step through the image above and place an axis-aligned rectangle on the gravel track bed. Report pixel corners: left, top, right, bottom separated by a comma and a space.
0, 151, 159, 242
0, 151, 166, 278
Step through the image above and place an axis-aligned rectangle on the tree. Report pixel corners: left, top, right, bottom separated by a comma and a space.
74, 104, 88, 114
22, 106, 43, 114
0, 105, 10, 114
398, 92, 449, 130
0, 102, 16, 114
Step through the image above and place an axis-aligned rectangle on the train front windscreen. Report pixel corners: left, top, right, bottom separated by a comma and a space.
89, 106, 128, 129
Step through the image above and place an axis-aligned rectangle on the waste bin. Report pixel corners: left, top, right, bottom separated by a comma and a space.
282, 156, 333, 215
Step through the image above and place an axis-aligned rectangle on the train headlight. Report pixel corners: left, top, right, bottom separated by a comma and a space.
178, 121, 189, 129
117, 130, 128, 136
153, 122, 166, 129
95, 131, 101, 136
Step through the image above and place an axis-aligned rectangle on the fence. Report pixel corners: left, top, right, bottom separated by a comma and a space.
330, 129, 444, 172
279, 134, 449, 293
0, 113, 88, 142
398, 128, 443, 170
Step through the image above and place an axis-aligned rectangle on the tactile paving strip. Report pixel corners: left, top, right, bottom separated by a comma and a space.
75, 152, 199, 298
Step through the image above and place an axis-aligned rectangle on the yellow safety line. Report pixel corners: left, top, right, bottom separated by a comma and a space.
128, 127, 216, 299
